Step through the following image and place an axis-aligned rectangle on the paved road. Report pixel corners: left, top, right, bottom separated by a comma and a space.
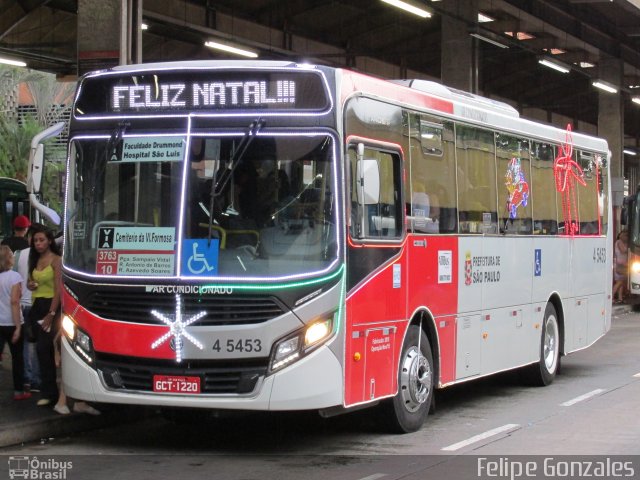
2, 310, 639, 479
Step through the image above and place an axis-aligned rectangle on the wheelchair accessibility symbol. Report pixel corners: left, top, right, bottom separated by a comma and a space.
182, 239, 219, 276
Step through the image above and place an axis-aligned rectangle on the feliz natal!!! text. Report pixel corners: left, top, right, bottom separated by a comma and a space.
112, 80, 297, 110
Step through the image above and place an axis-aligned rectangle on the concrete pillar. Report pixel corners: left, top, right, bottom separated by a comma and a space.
440, 0, 478, 93
77, 0, 142, 75
127, 0, 143, 64
597, 57, 625, 230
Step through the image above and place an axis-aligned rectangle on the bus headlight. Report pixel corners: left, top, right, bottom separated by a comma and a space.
62, 315, 75, 340
304, 319, 332, 347
631, 261, 640, 273
269, 316, 334, 373
271, 336, 301, 372
61, 315, 95, 366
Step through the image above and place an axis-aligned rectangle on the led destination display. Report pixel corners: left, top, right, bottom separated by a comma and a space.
75, 69, 330, 115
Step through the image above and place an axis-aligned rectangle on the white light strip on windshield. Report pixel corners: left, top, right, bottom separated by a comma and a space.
63, 131, 341, 283
176, 116, 192, 277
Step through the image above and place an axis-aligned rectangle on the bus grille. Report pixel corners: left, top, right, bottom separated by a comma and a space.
85, 292, 287, 326
96, 353, 268, 394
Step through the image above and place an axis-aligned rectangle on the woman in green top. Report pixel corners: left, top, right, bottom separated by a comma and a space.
27, 224, 62, 406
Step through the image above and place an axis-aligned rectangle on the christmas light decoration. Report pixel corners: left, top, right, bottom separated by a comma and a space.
553, 125, 586, 236
150, 294, 206, 362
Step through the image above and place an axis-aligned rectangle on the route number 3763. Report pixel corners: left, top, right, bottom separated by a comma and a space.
593, 247, 606, 264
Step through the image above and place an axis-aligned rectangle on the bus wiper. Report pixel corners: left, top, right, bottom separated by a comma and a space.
206, 118, 264, 245
106, 122, 129, 162
270, 173, 323, 221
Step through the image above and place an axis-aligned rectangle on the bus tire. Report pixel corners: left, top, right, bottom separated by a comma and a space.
383, 325, 433, 433
527, 303, 560, 386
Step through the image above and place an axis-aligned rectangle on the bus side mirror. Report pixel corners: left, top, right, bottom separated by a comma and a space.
29, 144, 44, 193
27, 122, 65, 226
357, 157, 380, 205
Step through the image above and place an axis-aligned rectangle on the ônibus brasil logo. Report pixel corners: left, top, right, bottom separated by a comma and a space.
8, 456, 72, 479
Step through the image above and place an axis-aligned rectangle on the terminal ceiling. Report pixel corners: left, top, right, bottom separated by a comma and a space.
3, 0, 640, 152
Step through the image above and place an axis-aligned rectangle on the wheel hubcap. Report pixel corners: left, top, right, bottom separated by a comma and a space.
543, 315, 558, 373
399, 346, 432, 413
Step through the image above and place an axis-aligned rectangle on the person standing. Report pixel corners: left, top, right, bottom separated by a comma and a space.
14, 224, 40, 392
1, 215, 31, 252
613, 230, 629, 304
0, 245, 31, 400
26, 224, 62, 406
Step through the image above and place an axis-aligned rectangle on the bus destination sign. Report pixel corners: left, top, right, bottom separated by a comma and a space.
112, 80, 296, 111
75, 70, 330, 116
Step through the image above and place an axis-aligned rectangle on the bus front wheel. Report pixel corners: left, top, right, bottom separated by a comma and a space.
526, 303, 560, 386
383, 325, 433, 433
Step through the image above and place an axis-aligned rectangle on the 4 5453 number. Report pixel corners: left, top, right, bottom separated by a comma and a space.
593, 247, 606, 264
212, 338, 262, 353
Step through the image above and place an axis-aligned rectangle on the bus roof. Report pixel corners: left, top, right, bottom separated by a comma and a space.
106, 60, 300, 74
340, 69, 609, 154
80, 60, 608, 154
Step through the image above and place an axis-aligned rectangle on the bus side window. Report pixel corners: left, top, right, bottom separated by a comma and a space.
531, 142, 558, 235
577, 150, 600, 235
349, 146, 403, 240
456, 125, 497, 234
497, 135, 533, 235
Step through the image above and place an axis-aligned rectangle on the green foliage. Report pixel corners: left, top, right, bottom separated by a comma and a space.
0, 65, 72, 219
0, 113, 42, 181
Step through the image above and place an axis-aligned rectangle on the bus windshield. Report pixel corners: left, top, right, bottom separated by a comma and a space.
64, 133, 338, 280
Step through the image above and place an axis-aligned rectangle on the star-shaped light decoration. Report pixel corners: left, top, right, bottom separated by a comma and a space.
150, 294, 207, 362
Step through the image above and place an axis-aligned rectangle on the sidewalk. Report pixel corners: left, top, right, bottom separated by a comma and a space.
613, 296, 639, 317
0, 347, 150, 448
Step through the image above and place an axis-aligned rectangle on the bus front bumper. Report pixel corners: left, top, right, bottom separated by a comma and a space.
61, 337, 343, 411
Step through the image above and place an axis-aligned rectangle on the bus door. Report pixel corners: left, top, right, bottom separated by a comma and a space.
345, 142, 406, 406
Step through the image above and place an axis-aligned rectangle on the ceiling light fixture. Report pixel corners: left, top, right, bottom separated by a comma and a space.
632, 96, 640, 105
538, 58, 570, 74
380, 0, 431, 18
592, 80, 617, 94
141, 23, 149, 30
469, 32, 509, 49
543, 48, 566, 55
0, 56, 27, 67
478, 12, 495, 23
623, 149, 637, 156
204, 40, 258, 58
504, 31, 535, 40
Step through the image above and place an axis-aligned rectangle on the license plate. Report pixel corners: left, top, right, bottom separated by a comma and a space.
153, 375, 201, 394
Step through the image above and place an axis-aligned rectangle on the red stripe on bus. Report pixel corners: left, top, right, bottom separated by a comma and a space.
341, 70, 454, 114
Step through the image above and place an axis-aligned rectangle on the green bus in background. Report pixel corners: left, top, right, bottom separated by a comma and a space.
0, 177, 32, 241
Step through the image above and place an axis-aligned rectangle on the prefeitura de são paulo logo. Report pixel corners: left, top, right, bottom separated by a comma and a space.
8, 456, 72, 479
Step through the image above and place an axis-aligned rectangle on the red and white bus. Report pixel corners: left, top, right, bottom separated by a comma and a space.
57, 61, 611, 432
622, 192, 640, 296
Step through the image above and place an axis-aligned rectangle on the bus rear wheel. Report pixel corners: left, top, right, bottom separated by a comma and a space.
383, 325, 433, 433
526, 303, 560, 386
